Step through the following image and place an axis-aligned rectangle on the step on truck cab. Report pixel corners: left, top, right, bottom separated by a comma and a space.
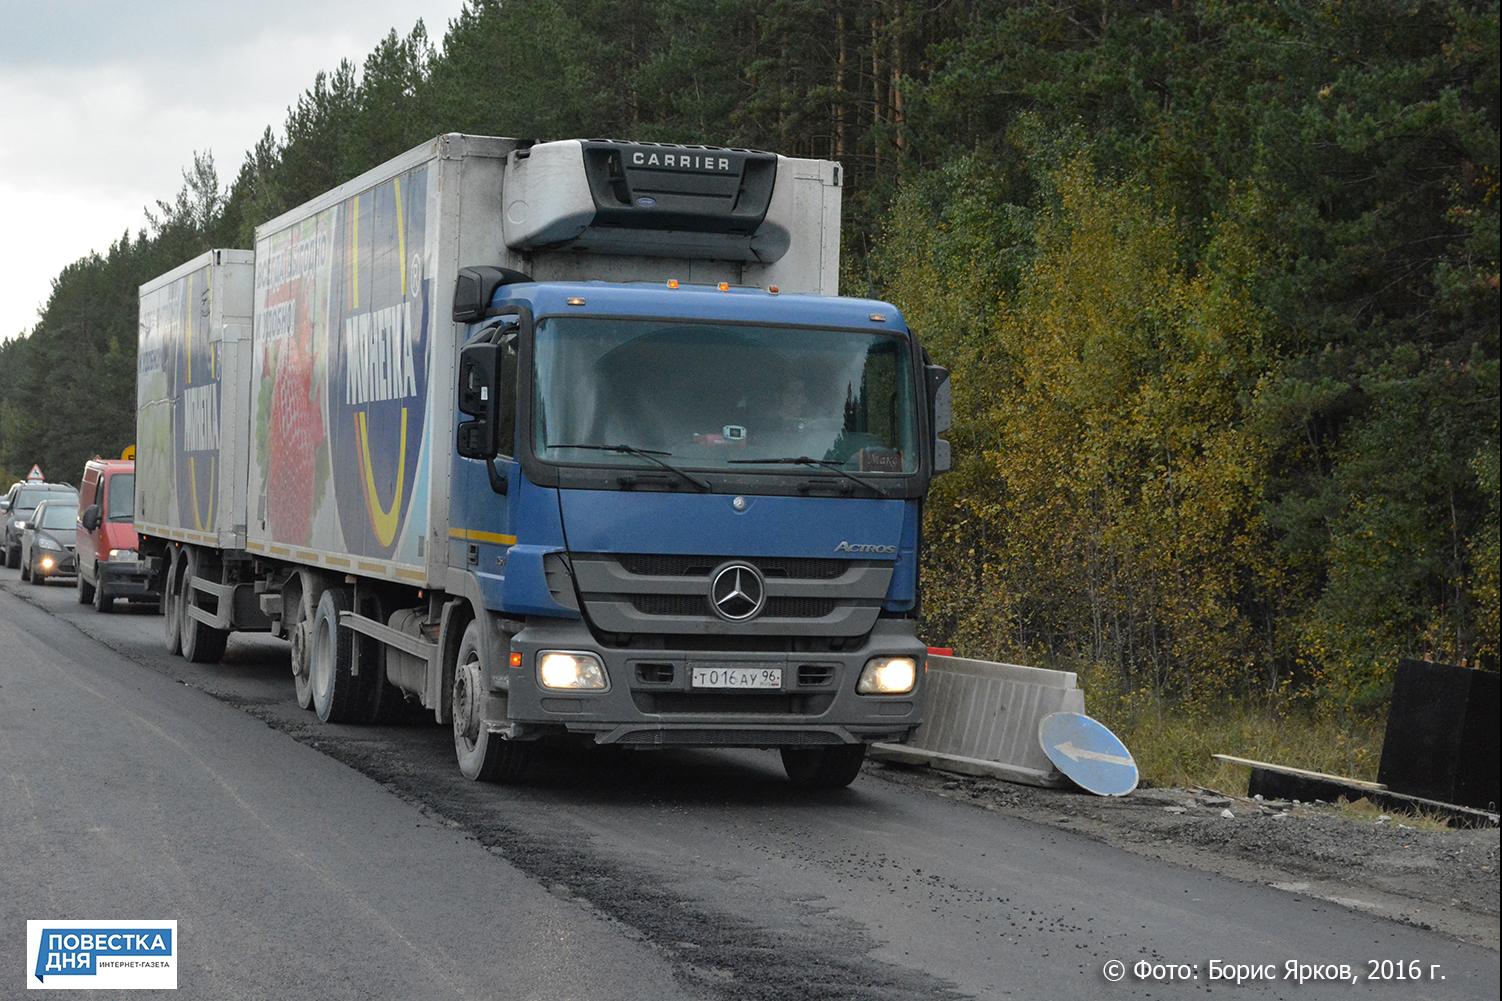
135, 135, 952, 788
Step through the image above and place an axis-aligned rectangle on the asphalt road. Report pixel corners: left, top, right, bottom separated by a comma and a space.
2, 566, 1498, 1000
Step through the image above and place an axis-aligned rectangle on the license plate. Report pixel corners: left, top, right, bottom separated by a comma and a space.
690, 666, 782, 689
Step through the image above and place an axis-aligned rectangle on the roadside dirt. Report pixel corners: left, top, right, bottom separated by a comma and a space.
871, 762, 1500, 950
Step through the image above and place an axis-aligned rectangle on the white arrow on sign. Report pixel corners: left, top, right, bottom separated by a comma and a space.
1055, 741, 1133, 768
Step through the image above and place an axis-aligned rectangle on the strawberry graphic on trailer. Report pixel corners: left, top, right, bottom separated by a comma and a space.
261, 282, 328, 547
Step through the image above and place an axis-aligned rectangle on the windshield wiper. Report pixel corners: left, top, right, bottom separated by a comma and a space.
726, 456, 884, 494
546, 443, 712, 492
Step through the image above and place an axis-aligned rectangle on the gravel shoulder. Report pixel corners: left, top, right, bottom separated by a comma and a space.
871, 762, 1500, 950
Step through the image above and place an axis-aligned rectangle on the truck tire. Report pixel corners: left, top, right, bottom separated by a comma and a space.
353, 589, 397, 723
452, 619, 531, 783
285, 576, 316, 711
310, 587, 365, 723
93, 566, 115, 613
180, 549, 228, 663
162, 548, 183, 655
77, 566, 94, 604
780, 744, 867, 789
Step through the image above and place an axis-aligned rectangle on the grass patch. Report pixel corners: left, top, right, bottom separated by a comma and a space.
1074, 669, 1385, 791
1336, 796, 1452, 833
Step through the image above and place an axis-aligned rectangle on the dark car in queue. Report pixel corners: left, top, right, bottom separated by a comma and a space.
4, 482, 78, 569
20, 498, 80, 584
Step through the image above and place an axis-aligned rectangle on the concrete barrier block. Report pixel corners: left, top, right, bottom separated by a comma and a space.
871, 655, 1085, 787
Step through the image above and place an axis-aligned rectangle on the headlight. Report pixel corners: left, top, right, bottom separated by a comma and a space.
39, 556, 56, 569
857, 656, 917, 695
537, 651, 608, 691
37, 537, 62, 551
109, 548, 139, 561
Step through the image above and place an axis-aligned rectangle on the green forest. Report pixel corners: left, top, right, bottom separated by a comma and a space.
1, 0, 1496, 764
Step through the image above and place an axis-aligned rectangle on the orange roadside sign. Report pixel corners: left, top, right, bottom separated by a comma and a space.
121, 444, 137, 461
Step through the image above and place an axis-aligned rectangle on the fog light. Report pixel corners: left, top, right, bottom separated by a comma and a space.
537, 651, 607, 691
857, 656, 917, 695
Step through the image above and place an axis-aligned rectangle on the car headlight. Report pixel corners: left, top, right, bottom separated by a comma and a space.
37, 537, 62, 551
537, 651, 608, 691
109, 548, 138, 562
857, 656, 918, 695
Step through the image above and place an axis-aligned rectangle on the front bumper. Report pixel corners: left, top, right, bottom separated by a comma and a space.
33, 549, 77, 577
99, 559, 160, 599
498, 618, 926, 747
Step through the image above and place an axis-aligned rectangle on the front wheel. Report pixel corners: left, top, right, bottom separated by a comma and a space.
452, 619, 531, 783
4, 544, 18, 570
93, 568, 115, 613
780, 744, 867, 789
77, 568, 94, 604
20, 556, 31, 582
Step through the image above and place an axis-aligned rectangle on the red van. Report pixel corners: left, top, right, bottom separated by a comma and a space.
77, 458, 159, 612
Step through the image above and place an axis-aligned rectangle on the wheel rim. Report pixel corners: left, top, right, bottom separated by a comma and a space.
453, 650, 483, 753
312, 612, 334, 705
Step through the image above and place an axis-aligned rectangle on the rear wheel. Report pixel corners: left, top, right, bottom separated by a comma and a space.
310, 587, 363, 723
162, 549, 183, 654
780, 744, 867, 789
453, 619, 531, 783
180, 549, 228, 663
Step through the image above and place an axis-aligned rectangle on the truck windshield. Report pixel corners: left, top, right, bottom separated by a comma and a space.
532, 318, 919, 476
106, 474, 135, 521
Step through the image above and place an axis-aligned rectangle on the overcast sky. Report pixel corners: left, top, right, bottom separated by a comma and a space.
0, 0, 467, 342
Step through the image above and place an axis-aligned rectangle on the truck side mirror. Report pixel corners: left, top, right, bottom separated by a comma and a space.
456, 341, 500, 460
81, 505, 102, 531
925, 365, 952, 434
925, 365, 953, 474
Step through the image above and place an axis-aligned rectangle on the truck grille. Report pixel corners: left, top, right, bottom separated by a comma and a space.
630, 594, 839, 619
569, 552, 896, 638
616, 553, 850, 579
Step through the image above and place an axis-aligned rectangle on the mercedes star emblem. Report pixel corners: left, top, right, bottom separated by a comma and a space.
710, 562, 766, 621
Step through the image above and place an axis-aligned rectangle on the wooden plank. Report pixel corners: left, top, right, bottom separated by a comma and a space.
1213, 754, 1386, 791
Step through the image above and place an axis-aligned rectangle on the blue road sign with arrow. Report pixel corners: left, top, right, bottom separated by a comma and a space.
1039, 712, 1139, 796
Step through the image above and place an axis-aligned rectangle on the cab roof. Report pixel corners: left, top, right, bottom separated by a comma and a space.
495, 281, 910, 332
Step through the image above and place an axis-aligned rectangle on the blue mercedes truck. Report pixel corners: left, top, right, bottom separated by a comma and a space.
135, 135, 952, 788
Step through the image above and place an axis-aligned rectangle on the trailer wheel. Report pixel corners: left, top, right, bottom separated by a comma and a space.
286, 578, 316, 710
310, 587, 363, 723
452, 620, 531, 783
162, 548, 183, 654
180, 549, 228, 663
780, 744, 867, 789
